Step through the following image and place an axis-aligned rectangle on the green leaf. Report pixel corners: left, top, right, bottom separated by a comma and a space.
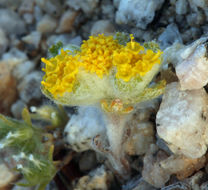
0, 109, 58, 189
0, 114, 17, 128
143, 41, 161, 52
22, 108, 32, 126
16, 182, 33, 187
49, 41, 63, 57
37, 183, 48, 190
114, 32, 130, 45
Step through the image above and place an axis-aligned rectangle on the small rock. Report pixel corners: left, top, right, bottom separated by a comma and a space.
160, 68, 178, 84
11, 100, 26, 119
0, 0, 22, 10
113, 0, 120, 8
101, 0, 115, 20
185, 171, 205, 190
22, 13, 34, 24
156, 137, 172, 154
156, 82, 208, 158
176, 0, 188, 14
0, 9, 26, 35
160, 155, 206, 180
175, 14, 186, 26
159, 3, 175, 25
123, 176, 156, 190
181, 27, 203, 44
35, 0, 62, 17
130, 28, 146, 41
132, 180, 157, 190
18, 0, 35, 14
186, 10, 205, 27
56, 10, 78, 33
131, 108, 153, 122
188, 0, 208, 9
34, 5, 43, 23
158, 23, 183, 49
142, 30, 156, 42
90, 20, 115, 36
79, 151, 97, 172
13, 61, 36, 81
66, 0, 100, 14
115, 0, 165, 29
80, 21, 94, 39
142, 145, 170, 188
176, 37, 208, 90
69, 36, 82, 46
0, 158, 17, 189
200, 181, 208, 190
189, 27, 202, 40
45, 181, 59, 190
64, 106, 106, 152
0, 28, 9, 56
0, 62, 17, 115
161, 182, 191, 190
46, 34, 72, 47
2, 48, 28, 64
124, 122, 155, 156
37, 15, 57, 34
132, 180, 156, 190
162, 43, 185, 69
22, 31, 42, 49
17, 71, 43, 103
74, 165, 114, 190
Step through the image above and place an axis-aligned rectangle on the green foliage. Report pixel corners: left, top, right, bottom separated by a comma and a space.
16, 146, 57, 190
114, 32, 130, 45
143, 41, 161, 52
30, 105, 69, 128
0, 108, 58, 189
49, 41, 63, 57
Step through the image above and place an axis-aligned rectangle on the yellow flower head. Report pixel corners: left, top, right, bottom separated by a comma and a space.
113, 35, 162, 82
79, 34, 122, 77
41, 49, 79, 97
41, 34, 163, 100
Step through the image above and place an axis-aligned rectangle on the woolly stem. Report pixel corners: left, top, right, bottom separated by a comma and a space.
104, 112, 131, 180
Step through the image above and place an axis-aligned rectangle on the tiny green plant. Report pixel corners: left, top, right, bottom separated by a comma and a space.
0, 108, 58, 190
49, 41, 63, 57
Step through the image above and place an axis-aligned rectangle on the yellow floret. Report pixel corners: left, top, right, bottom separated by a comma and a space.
41, 49, 79, 97
79, 34, 122, 78
113, 35, 162, 82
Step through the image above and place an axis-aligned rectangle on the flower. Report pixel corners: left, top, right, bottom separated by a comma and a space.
113, 35, 162, 82
41, 49, 79, 97
41, 33, 163, 105
79, 34, 122, 77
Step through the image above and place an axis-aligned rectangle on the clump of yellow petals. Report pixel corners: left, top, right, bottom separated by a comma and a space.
41, 34, 163, 98
41, 49, 79, 97
113, 35, 162, 82
79, 34, 122, 77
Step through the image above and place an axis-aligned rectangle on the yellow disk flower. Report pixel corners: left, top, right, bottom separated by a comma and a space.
79, 34, 122, 77
41, 49, 79, 97
113, 35, 162, 82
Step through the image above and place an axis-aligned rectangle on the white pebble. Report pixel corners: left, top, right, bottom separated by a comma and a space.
156, 82, 208, 158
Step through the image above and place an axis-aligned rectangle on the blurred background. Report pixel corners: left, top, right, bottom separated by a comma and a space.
0, 0, 208, 189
